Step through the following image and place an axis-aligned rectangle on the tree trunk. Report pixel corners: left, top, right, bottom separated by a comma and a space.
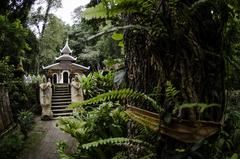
124, 1, 226, 121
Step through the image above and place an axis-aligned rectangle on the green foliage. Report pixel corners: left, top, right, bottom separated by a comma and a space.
79, 71, 114, 99
230, 153, 238, 159
58, 102, 129, 158
57, 141, 75, 159
81, 137, 154, 150
0, 58, 14, 82
174, 103, 221, 113
95, 28, 123, 58
59, 1, 240, 158
201, 106, 240, 159
39, 15, 68, 66
78, 46, 102, 69
59, 102, 128, 141
103, 58, 124, 68
0, 131, 24, 159
111, 32, 124, 47
70, 88, 161, 113
0, 15, 30, 65
0, 0, 35, 23
17, 111, 34, 139
82, 0, 141, 20
70, 21, 122, 70
112, 33, 123, 41
165, 81, 179, 103
9, 80, 38, 121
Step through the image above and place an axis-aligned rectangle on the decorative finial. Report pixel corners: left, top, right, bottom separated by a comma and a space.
66, 36, 69, 45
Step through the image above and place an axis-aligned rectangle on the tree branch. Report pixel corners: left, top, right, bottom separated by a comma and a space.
86, 25, 149, 41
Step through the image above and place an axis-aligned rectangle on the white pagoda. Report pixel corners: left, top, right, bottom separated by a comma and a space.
43, 39, 90, 84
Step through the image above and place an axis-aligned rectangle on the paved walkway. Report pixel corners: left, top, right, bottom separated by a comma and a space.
20, 117, 76, 159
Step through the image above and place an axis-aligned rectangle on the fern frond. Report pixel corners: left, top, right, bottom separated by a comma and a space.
165, 81, 179, 101
57, 141, 75, 159
82, 0, 141, 20
82, 3, 108, 20
69, 89, 162, 112
57, 117, 87, 139
191, 0, 209, 9
81, 137, 154, 150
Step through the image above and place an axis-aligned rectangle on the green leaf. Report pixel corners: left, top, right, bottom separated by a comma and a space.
231, 153, 238, 159
118, 41, 124, 47
112, 33, 123, 41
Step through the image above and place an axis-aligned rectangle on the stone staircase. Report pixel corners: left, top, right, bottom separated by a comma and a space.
52, 84, 73, 118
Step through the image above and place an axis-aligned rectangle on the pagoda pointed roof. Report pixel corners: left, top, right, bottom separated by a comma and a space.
60, 38, 73, 54
56, 54, 77, 62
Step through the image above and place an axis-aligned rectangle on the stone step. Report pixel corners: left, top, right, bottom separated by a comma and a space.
55, 86, 69, 89
52, 93, 71, 96
55, 83, 69, 85
53, 112, 72, 117
54, 86, 69, 89
55, 84, 69, 87
55, 88, 69, 91
54, 90, 69, 93
52, 96, 71, 99
52, 101, 71, 106
51, 105, 69, 109
52, 98, 71, 102
53, 90, 70, 93
52, 109, 72, 113
53, 93, 71, 96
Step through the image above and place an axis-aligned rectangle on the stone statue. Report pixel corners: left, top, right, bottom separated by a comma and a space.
39, 76, 53, 120
71, 75, 84, 103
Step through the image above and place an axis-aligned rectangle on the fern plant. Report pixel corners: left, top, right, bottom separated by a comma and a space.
70, 88, 162, 113
79, 71, 114, 99
80, 137, 154, 150
165, 81, 179, 103
82, 0, 142, 20
58, 102, 131, 159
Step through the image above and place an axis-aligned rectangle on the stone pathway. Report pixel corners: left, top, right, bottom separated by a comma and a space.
19, 117, 76, 159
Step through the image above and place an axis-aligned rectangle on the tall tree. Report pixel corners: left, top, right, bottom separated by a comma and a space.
39, 15, 68, 67
0, 0, 35, 23
28, 0, 62, 37
28, 0, 62, 73
0, 0, 37, 70
69, 3, 122, 70
81, 0, 239, 121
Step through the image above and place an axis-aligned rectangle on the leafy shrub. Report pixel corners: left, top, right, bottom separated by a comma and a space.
79, 71, 113, 99
58, 102, 128, 158
17, 111, 34, 139
0, 131, 24, 159
8, 80, 38, 121
0, 58, 14, 83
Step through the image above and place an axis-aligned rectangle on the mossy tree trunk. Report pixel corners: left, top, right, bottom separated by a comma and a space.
124, 0, 227, 121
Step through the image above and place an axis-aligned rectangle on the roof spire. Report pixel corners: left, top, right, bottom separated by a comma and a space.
60, 37, 72, 55
66, 36, 69, 45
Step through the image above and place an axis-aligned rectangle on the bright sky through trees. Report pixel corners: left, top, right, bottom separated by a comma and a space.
55, 0, 90, 25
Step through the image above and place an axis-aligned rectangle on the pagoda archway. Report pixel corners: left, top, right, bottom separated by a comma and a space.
63, 72, 69, 83
52, 73, 58, 84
